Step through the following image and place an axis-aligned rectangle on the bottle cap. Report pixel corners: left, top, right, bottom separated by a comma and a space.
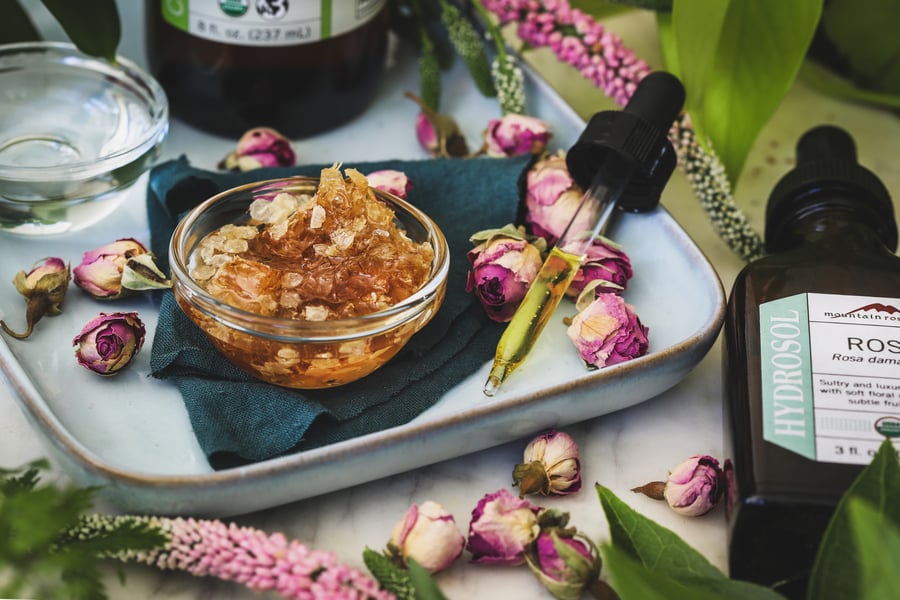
565, 70, 685, 212
766, 125, 897, 251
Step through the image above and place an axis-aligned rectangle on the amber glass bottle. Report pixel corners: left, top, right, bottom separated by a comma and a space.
145, 0, 388, 138
723, 125, 900, 599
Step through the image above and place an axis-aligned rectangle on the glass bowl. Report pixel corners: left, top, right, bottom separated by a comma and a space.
169, 176, 450, 389
0, 42, 168, 235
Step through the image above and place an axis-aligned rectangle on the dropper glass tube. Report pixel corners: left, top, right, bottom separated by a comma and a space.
482, 152, 637, 396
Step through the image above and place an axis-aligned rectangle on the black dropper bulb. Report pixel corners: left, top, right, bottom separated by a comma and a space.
565, 70, 685, 212
765, 125, 897, 252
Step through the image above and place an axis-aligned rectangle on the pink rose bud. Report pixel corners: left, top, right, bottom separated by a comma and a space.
566, 292, 649, 368
1, 257, 70, 340
406, 91, 470, 158
466, 225, 546, 322
74, 238, 169, 300
415, 112, 440, 156
523, 151, 599, 244
466, 488, 541, 566
524, 526, 601, 600
483, 114, 552, 158
386, 501, 465, 574
367, 170, 413, 199
218, 127, 296, 171
513, 430, 582, 498
566, 236, 633, 299
632, 455, 725, 517
73, 312, 146, 376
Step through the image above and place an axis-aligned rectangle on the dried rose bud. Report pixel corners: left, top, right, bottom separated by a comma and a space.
367, 170, 413, 199
74, 238, 170, 300
513, 430, 582, 498
73, 312, 146, 376
218, 127, 296, 171
524, 511, 601, 600
632, 455, 725, 517
466, 225, 546, 322
406, 92, 469, 158
566, 236, 633, 299
466, 488, 541, 566
566, 290, 649, 368
0, 257, 70, 340
523, 151, 599, 244
386, 501, 465, 574
483, 114, 552, 158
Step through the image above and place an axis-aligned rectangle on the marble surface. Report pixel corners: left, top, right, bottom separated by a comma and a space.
3, 4, 900, 599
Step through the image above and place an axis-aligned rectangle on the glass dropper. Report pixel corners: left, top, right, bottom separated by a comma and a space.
483, 71, 686, 396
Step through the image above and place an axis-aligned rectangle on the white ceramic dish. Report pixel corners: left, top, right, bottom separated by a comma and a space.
0, 60, 725, 517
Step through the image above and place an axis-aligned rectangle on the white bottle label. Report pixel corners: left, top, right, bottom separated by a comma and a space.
760, 292, 900, 465
161, 0, 384, 47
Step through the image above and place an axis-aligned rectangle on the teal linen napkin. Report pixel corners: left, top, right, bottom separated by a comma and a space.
146, 156, 529, 469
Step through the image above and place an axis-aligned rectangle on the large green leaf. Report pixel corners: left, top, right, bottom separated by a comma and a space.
596, 484, 724, 580
0, 1, 40, 43
807, 439, 900, 599
40, 0, 120, 61
668, 0, 823, 185
846, 498, 900, 600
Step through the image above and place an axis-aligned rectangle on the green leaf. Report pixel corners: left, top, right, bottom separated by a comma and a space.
362, 547, 416, 600
406, 558, 449, 600
39, 0, 121, 61
0, 1, 40, 43
602, 543, 784, 600
670, 0, 823, 184
807, 439, 900, 599
595, 484, 724, 580
846, 497, 900, 600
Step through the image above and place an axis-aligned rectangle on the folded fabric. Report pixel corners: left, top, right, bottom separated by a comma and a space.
146, 155, 530, 469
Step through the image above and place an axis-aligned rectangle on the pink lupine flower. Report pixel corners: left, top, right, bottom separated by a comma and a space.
72, 514, 393, 600
523, 150, 597, 245
0, 257, 70, 340
566, 236, 633, 299
466, 488, 541, 566
632, 455, 725, 517
74, 238, 169, 300
566, 291, 649, 368
466, 225, 546, 322
386, 500, 465, 574
73, 312, 146, 376
367, 170, 413, 199
483, 114, 552, 157
524, 526, 600, 600
219, 127, 296, 171
513, 430, 582, 497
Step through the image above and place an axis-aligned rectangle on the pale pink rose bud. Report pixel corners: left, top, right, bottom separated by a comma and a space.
632, 455, 725, 517
523, 151, 599, 244
367, 170, 413, 199
524, 523, 601, 600
466, 225, 546, 322
74, 238, 169, 300
1, 257, 70, 340
415, 112, 440, 156
73, 312, 146, 376
387, 501, 464, 574
566, 236, 633, 299
218, 127, 296, 171
513, 430, 582, 497
466, 488, 541, 566
566, 292, 649, 368
483, 114, 552, 157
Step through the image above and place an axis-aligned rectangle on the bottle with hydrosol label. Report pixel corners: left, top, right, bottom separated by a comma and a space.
722, 125, 900, 599
145, 0, 388, 138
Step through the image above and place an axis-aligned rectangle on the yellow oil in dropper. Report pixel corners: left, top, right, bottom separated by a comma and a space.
482, 70, 686, 396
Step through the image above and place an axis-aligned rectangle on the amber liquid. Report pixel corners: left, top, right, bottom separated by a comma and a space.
723, 216, 900, 598
144, 2, 388, 138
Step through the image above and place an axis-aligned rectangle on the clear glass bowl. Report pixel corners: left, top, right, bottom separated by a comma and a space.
0, 42, 168, 235
169, 177, 450, 389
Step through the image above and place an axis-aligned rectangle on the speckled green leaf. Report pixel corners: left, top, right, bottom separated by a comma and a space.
0, 1, 40, 43
40, 0, 121, 61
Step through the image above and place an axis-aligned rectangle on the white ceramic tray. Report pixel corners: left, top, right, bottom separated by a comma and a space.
0, 55, 725, 517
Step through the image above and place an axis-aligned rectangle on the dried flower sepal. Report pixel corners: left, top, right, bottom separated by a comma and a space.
120, 252, 172, 292
0, 257, 70, 340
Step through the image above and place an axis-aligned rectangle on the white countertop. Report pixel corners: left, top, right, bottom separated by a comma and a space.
3, 4, 900, 599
